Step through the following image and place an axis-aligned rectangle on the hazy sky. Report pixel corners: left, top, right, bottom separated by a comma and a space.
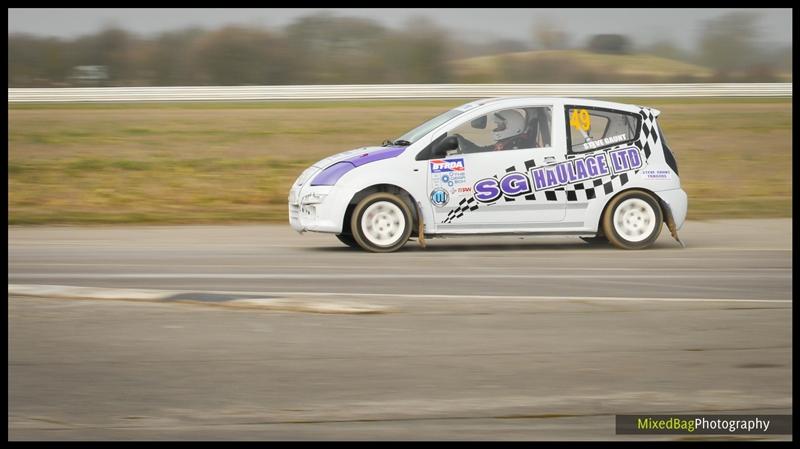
8, 8, 793, 50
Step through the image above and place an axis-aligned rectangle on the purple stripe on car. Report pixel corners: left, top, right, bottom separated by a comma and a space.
344, 146, 406, 166
310, 147, 406, 186
310, 161, 356, 186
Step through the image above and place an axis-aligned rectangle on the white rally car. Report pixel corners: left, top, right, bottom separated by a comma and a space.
289, 97, 687, 252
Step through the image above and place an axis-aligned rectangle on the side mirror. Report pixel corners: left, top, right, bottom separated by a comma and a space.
432, 135, 459, 157
470, 116, 487, 129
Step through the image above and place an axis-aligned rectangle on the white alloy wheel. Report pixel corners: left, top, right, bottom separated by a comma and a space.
359, 200, 406, 247
612, 198, 657, 243
350, 192, 413, 253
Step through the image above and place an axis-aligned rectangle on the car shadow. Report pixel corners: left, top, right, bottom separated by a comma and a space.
400, 241, 605, 252
306, 237, 682, 253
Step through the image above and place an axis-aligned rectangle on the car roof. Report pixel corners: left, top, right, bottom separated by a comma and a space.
474, 97, 657, 116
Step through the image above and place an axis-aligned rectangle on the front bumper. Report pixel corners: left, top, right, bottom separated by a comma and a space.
288, 184, 353, 234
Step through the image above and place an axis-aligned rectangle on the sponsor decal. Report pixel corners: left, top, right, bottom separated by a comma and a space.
441, 174, 453, 187
531, 153, 610, 191
473, 147, 642, 203
431, 158, 468, 199
583, 133, 628, 150
435, 172, 467, 189
607, 147, 642, 174
474, 178, 503, 203
430, 188, 450, 207
473, 172, 531, 203
641, 169, 672, 180
430, 158, 465, 173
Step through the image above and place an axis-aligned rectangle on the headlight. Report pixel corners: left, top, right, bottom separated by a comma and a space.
300, 193, 328, 205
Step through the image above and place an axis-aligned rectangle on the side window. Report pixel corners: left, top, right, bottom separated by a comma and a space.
565, 106, 639, 154
444, 106, 552, 155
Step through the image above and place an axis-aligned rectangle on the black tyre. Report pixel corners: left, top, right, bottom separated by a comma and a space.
602, 190, 663, 250
336, 233, 359, 249
580, 235, 609, 245
350, 192, 413, 253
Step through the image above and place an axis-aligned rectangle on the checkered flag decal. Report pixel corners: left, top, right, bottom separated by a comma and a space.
442, 197, 479, 223
638, 107, 659, 161
441, 108, 659, 222
559, 172, 632, 203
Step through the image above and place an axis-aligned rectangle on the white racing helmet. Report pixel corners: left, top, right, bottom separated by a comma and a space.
491, 109, 525, 141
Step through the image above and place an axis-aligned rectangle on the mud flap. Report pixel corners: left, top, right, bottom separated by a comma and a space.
661, 201, 685, 248
414, 201, 427, 249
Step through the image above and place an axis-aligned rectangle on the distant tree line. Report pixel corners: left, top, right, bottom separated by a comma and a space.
9, 13, 456, 87
8, 11, 790, 87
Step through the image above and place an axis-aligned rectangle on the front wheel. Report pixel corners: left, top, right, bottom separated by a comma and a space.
602, 190, 663, 250
350, 192, 413, 253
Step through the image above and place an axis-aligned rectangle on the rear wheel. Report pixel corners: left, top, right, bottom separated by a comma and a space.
350, 192, 413, 253
602, 190, 663, 250
336, 233, 359, 249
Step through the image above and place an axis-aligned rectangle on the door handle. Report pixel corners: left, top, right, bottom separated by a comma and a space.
544, 156, 556, 164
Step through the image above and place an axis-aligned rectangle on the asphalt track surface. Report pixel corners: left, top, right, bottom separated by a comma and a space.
8, 219, 793, 440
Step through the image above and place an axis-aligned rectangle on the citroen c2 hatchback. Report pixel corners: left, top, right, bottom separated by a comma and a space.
288, 97, 687, 252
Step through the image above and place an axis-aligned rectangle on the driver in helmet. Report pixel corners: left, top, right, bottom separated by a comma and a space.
486, 109, 528, 151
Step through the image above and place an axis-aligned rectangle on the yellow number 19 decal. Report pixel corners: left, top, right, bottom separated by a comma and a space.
570, 109, 591, 132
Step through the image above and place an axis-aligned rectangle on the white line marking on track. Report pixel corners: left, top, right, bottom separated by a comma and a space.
8, 284, 791, 304
8, 263, 791, 272
119, 288, 794, 304
7, 273, 792, 279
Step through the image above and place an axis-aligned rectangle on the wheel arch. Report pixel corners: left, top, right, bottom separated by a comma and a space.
595, 187, 669, 236
342, 184, 419, 236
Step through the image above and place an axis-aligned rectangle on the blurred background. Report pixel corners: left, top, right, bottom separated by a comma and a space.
8, 8, 793, 86
7, 8, 792, 224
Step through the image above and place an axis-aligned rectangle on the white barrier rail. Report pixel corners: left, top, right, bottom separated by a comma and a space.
8, 83, 792, 102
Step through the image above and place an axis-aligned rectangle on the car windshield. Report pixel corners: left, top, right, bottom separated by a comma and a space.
395, 99, 494, 144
